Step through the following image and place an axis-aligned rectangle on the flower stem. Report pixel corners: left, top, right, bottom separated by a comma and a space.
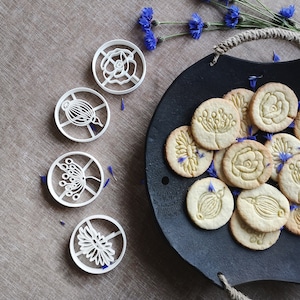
158, 32, 190, 42
152, 20, 188, 26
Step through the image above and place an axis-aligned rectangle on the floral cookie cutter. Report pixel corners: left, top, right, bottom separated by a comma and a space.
47, 151, 104, 207
54, 87, 110, 142
69, 215, 127, 274
92, 39, 146, 95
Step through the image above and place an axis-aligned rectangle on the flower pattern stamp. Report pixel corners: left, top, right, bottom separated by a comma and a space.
165, 125, 213, 178
249, 82, 298, 133
191, 98, 240, 150
55, 87, 110, 142
47, 151, 104, 207
92, 39, 146, 95
223, 140, 273, 189
70, 215, 127, 274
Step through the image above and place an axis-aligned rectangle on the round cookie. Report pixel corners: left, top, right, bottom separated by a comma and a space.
186, 177, 234, 230
230, 210, 281, 250
236, 183, 290, 232
223, 88, 258, 138
264, 133, 300, 182
222, 140, 273, 189
285, 205, 300, 235
294, 110, 300, 140
165, 125, 213, 178
249, 82, 298, 133
191, 98, 240, 150
213, 148, 232, 186
278, 153, 300, 204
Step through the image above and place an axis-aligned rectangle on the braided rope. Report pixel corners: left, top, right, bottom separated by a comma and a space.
218, 273, 252, 300
211, 27, 300, 66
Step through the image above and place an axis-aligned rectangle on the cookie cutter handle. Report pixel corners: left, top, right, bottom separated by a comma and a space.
210, 27, 300, 66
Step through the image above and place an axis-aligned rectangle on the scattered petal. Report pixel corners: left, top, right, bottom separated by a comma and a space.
208, 181, 216, 192
207, 161, 218, 178
60, 220, 66, 226
40, 175, 47, 184
104, 178, 110, 188
178, 156, 187, 163
273, 51, 280, 62
248, 75, 263, 90
108, 166, 117, 181
121, 98, 125, 111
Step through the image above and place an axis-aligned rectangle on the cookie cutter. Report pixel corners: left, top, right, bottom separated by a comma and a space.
92, 39, 146, 95
69, 215, 127, 274
47, 151, 104, 207
54, 87, 110, 142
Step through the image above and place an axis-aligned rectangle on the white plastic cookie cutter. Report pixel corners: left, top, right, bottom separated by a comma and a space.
47, 151, 104, 207
92, 39, 146, 94
69, 215, 127, 274
54, 87, 110, 142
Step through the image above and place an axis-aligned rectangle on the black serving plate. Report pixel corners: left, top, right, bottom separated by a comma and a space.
145, 54, 300, 286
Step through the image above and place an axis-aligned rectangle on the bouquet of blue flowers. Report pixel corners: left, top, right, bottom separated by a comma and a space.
138, 1, 300, 51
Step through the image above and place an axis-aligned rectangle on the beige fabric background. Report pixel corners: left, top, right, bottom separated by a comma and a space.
1, 0, 300, 299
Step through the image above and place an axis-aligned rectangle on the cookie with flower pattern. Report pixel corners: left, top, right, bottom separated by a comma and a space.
264, 133, 300, 182
186, 177, 234, 230
285, 205, 300, 235
223, 88, 258, 138
249, 82, 298, 133
230, 210, 281, 250
236, 183, 290, 232
222, 140, 273, 189
278, 153, 300, 204
191, 98, 240, 150
165, 125, 213, 178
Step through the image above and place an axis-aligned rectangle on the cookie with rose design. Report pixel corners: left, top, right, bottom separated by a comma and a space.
222, 140, 273, 189
223, 88, 258, 138
165, 125, 213, 178
191, 98, 240, 150
186, 177, 234, 230
249, 82, 298, 133
236, 183, 290, 232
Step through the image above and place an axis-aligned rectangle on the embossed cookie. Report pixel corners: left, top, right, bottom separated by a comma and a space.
186, 177, 234, 230
294, 110, 300, 140
212, 148, 232, 186
191, 98, 240, 150
230, 210, 281, 250
264, 133, 300, 182
236, 183, 290, 232
278, 153, 300, 204
285, 205, 300, 235
165, 125, 213, 178
249, 82, 298, 133
223, 88, 258, 138
222, 140, 273, 189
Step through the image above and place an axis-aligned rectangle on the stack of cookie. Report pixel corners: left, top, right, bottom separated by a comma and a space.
165, 82, 300, 251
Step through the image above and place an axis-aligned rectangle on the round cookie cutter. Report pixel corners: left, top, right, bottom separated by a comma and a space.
92, 39, 146, 95
54, 87, 110, 142
47, 151, 104, 207
69, 215, 127, 274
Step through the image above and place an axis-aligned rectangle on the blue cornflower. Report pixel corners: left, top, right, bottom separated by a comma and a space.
279, 5, 295, 19
188, 13, 204, 40
138, 7, 154, 32
144, 29, 157, 51
224, 5, 240, 28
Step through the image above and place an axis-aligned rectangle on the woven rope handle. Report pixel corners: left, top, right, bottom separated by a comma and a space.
210, 27, 300, 66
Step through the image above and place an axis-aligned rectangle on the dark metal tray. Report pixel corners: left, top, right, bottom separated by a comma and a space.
145, 54, 300, 286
